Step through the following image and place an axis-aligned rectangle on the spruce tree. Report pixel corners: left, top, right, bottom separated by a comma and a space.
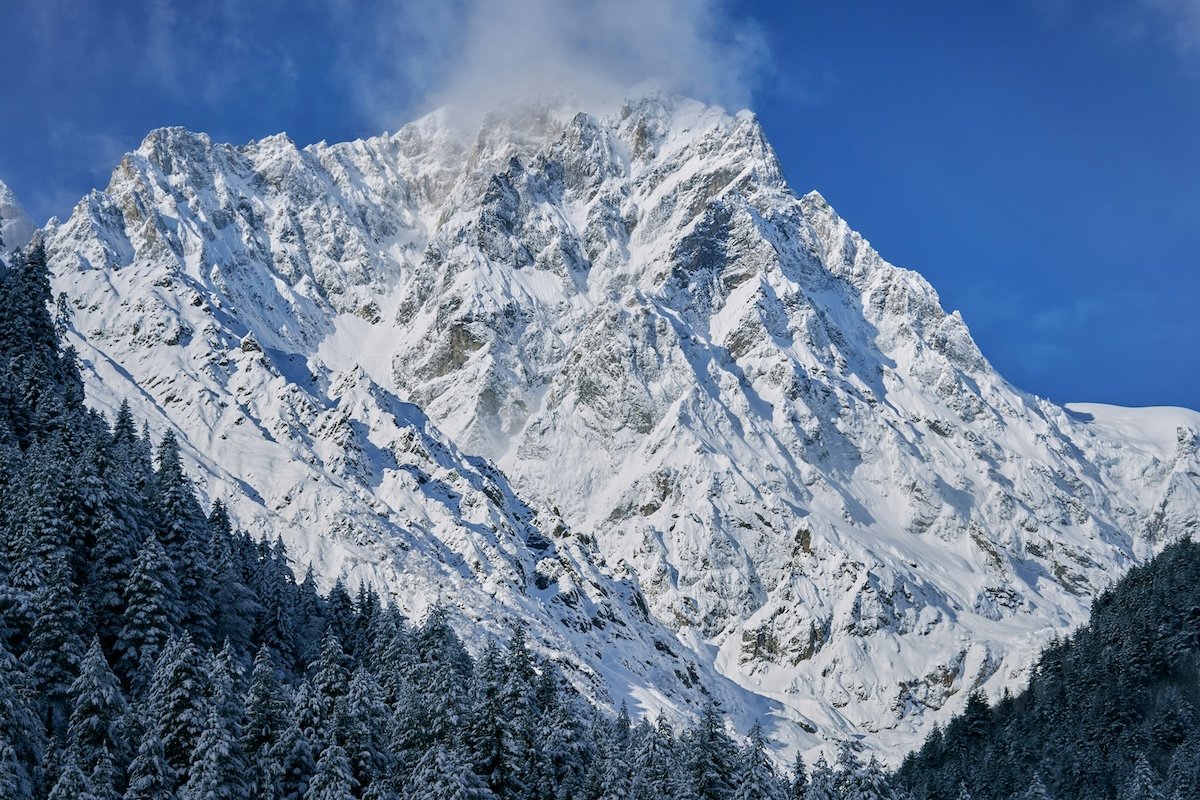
292, 679, 325, 748
48, 751, 96, 800
351, 582, 379, 661
151, 432, 215, 647
1024, 774, 1054, 800
84, 499, 138, 649
307, 743, 356, 800
67, 638, 127, 772
8, 436, 73, 593
367, 603, 412, 705
834, 742, 864, 800
403, 744, 497, 800
501, 625, 540, 796
248, 538, 297, 672
412, 604, 473, 745
292, 566, 327, 667
850, 756, 894, 800
244, 645, 288, 797
686, 701, 738, 800
66, 428, 117, 605
1165, 736, 1200, 800
23, 559, 84, 736
1125, 755, 1164, 800
337, 667, 392, 795
206, 641, 245, 733
789, 752, 807, 800
108, 401, 155, 539
123, 729, 173, 800
539, 685, 595, 797
90, 746, 119, 800
309, 630, 352, 751
273, 714, 317, 800
631, 713, 678, 800
324, 580, 358, 657
180, 704, 249, 800
0, 738, 23, 800
115, 537, 179, 692
0, 636, 43, 799
0, 243, 83, 449
734, 722, 785, 800
207, 501, 258, 654
593, 701, 632, 800
467, 642, 525, 799
806, 756, 838, 800
146, 632, 209, 782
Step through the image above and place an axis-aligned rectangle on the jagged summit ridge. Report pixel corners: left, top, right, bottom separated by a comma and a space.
40, 92, 1200, 760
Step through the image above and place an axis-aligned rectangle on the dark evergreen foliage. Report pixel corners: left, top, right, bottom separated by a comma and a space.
895, 539, 1200, 800
0, 239, 863, 799
7, 228, 1195, 800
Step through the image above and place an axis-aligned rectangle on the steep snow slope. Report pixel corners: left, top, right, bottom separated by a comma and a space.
38, 117, 772, 741
41, 93, 1200, 760
1, 178, 36, 255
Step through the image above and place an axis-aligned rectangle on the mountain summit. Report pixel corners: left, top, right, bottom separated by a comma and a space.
40, 93, 1200, 759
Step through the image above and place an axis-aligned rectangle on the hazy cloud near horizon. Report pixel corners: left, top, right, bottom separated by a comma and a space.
333, 0, 768, 129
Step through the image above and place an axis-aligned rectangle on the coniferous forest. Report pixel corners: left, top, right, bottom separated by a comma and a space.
2, 239, 1199, 800
896, 537, 1200, 800
0, 244, 874, 800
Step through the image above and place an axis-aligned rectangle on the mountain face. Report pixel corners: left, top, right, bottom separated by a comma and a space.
39, 93, 1200, 759
0, 178, 36, 255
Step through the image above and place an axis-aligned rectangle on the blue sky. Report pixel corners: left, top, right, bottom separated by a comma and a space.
1, 0, 1196, 409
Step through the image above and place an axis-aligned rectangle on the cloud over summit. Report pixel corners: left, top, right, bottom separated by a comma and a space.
339, 0, 767, 127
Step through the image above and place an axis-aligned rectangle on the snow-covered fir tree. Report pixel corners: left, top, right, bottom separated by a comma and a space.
806, 756, 839, 800
123, 730, 173, 800
733, 722, 786, 800
308, 743, 356, 800
66, 638, 126, 773
1123, 756, 1163, 800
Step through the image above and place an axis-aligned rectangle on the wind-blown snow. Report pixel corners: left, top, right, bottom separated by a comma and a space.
0, 178, 36, 255
40, 93, 1200, 763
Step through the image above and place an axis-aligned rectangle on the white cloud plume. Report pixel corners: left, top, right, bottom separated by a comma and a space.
330, 0, 768, 129
1034, 0, 1200, 57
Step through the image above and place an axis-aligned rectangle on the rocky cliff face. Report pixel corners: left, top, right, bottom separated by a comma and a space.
40, 92, 1200, 759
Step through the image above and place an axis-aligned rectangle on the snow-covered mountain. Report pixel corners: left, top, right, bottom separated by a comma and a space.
0, 178, 36, 255
38, 93, 1200, 760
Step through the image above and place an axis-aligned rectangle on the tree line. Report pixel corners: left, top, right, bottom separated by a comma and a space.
0, 244, 913, 799
895, 539, 1200, 800
6, 240, 1193, 800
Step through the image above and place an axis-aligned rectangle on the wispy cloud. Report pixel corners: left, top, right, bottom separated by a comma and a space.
1136, 0, 1200, 53
326, 0, 769, 129
1029, 296, 1109, 334
1030, 0, 1200, 59
135, 0, 299, 108
5, 0, 767, 220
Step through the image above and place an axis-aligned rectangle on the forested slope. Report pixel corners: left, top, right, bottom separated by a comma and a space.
896, 538, 1200, 800
13, 223, 1196, 800
1, 244, 909, 800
